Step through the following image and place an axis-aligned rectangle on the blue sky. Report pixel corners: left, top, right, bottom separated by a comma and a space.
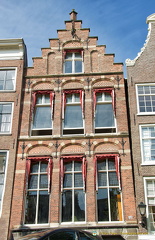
0, 0, 154, 77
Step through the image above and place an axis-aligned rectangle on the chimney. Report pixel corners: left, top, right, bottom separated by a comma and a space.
70, 9, 78, 21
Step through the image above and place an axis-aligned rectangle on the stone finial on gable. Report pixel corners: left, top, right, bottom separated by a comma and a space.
70, 9, 78, 21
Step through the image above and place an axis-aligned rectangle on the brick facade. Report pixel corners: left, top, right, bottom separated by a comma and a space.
126, 13, 155, 239
10, 11, 137, 240
0, 39, 26, 240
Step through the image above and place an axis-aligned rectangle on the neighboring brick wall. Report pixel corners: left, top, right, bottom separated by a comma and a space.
126, 20, 155, 235
0, 58, 25, 240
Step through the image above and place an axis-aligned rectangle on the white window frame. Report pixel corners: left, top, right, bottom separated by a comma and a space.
31, 94, 53, 136
96, 157, 122, 222
63, 93, 84, 135
64, 52, 83, 74
0, 102, 13, 135
140, 124, 155, 165
0, 67, 17, 91
61, 161, 86, 223
24, 161, 49, 225
144, 177, 155, 233
0, 150, 9, 216
136, 84, 155, 115
94, 92, 116, 133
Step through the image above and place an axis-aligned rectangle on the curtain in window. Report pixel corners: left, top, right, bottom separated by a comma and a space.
60, 155, 87, 192
62, 90, 84, 119
26, 156, 53, 193
94, 154, 120, 191
93, 88, 116, 116
31, 91, 55, 120
63, 49, 84, 60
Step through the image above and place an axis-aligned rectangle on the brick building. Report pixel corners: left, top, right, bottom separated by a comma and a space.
0, 39, 26, 240
10, 10, 137, 240
126, 13, 155, 240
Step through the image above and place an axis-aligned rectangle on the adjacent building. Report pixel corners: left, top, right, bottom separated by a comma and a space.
0, 39, 26, 240
126, 13, 155, 240
10, 10, 137, 240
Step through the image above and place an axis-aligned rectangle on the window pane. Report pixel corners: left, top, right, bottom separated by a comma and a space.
65, 53, 72, 59
98, 172, 107, 186
0, 152, 6, 172
40, 175, 48, 188
33, 106, 52, 129
75, 53, 81, 58
96, 93, 102, 102
74, 162, 81, 171
0, 70, 15, 90
25, 191, 37, 224
74, 93, 80, 102
109, 172, 118, 186
6, 70, 15, 79
108, 160, 115, 170
2, 104, 11, 113
29, 175, 38, 189
36, 94, 42, 104
105, 92, 112, 101
97, 188, 109, 221
75, 61, 82, 73
40, 162, 47, 172
110, 188, 121, 221
64, 162, 72, 171
38, 191, 49, 223
0, 184, 3, 200
31, 163, 39, 173
64, 105, 83, 128
0, 174, 4, 184
74, 190, 85, 221
65, 61, 72, 73
0, 71, 5, 80
44, 94, 50, 103
66, 94, 73, 103
64, 174, 72, 188
95, 104, 114, 128
97, 160, 106, 170
62, 190, 72, 222
74, 173, 83, 187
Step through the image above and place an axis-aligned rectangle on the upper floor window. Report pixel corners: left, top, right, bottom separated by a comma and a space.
62, 90, 84, 135
0, 69, 16, 91
64, 50, 83, 74
137, 85, 155, 114
0, 151, 8, 213
140, 125, 155, 164
0, 103, 13, 134
31, 91, 54, 136
25, 157, 52, 224
95, 155, 122, 222
94, 89, 116, 133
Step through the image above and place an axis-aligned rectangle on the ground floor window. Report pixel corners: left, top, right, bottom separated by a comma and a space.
145, 178, 155, 232
25, 161, 49, 224
96, 156, 122, 222
0, 151, 7, 212
61, 160, 85, 222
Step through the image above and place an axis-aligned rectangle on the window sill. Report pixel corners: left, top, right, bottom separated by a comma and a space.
141, 162, 155, 166
137, 113, 155, 116
0, 90, 15, 92
0, 133, 12, 135
23, 223, 50, 228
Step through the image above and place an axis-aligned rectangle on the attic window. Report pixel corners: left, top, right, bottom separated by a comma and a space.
63, 50, 83, 74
